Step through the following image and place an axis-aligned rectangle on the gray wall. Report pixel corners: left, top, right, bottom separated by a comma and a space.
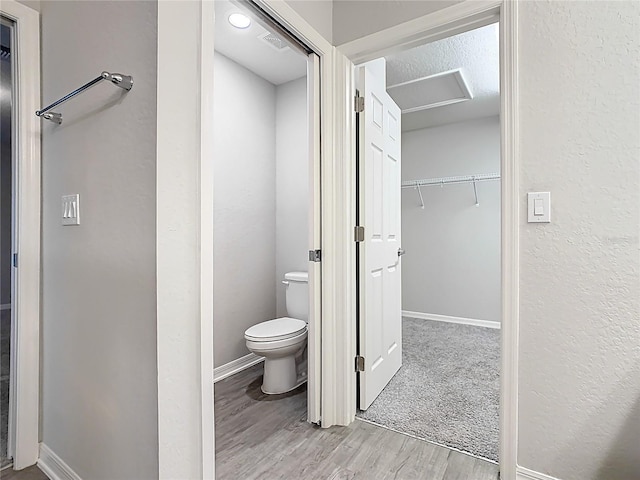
337, 2, 640, 478
40, 2, 158, 479
213, 53, 277, 368
16, 0, 40, 13
31, 1, 640, 478
285, 0, 333, 44
517, 2, 640, 479
287, 0, 459, 46
401, 117, 500, 322
333, 0, 461, 45
275, 77, 308, 317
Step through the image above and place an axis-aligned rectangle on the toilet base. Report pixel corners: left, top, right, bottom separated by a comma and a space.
261, 376, 307, 395
261, 355, 307, 394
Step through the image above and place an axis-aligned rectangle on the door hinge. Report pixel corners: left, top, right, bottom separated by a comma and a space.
354, 96, 364, 113
12, 253, 17, 268
308, 249, 321, 262
355, 355, 365, 372
354, 226, 365, 242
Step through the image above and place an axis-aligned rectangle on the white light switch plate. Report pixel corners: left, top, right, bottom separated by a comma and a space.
528, 192, 550, 223
62, 194, 80, 226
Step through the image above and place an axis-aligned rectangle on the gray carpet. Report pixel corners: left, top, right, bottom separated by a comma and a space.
356, 317, 500, 462
1, 309, 10, 468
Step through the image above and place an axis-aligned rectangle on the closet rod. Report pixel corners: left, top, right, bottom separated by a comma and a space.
36, 71, 133, 124
402, 173, 500, 189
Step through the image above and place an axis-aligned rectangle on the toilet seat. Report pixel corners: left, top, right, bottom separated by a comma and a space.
245, 330, 307, 354
244, 317, 307, 342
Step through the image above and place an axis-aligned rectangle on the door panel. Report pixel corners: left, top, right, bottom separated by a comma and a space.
358, 64, 402, 410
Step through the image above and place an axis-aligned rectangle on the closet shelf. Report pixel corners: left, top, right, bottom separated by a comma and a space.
402, 173, 500, 208
401, 173, 500, 189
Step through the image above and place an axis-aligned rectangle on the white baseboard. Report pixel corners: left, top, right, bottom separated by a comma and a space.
214, 353, 264, 383
402, 310, 500, 329
517, 466, 563, 480
38, 443, 82, 480
0, 303, 10, 311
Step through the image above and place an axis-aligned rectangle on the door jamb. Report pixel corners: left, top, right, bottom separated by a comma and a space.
334, 1, 519, 478
0, 0, 41, 470
245, 1, 342, 427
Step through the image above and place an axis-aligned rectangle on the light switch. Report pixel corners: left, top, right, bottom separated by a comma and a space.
528, 192, 550, 223
62, 194, 80, 226
534, 198, 544, 216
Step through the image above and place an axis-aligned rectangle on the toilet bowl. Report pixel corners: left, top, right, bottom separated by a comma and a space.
245, 272, 308, 394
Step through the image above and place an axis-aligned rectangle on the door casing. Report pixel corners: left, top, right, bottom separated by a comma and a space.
335, 1, 519, 478
180, 0, 519, 478
158, 1, 339, 477
0, 0, 41, 470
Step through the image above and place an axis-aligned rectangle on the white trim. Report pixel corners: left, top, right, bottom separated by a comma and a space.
183, 1, 337, 477
156, 2, 208, 479
306, 52, 322, 425
337, 0, 501, 63
516, 466, 562, 480
199, 1, 215, 477
37, 444, 82, 480
0, 304, 10, 311
499, 2, 519, 479
256, 1, 333, 56
1, 0, 41, 470
323, 50, 357, 427
402, 311, 500, 329
213, 353, 264, 383
337, 1, 519, 478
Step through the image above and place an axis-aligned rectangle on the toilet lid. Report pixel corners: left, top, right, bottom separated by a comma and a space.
245, 317, 307, 342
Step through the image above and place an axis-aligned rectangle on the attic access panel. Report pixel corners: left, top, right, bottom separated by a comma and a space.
387, 69, 472, 114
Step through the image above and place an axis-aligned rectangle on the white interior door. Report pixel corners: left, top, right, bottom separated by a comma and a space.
357, 64, 403, 410
307, 52, 321, 424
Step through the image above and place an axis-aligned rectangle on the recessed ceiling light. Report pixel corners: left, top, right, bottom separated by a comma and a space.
228, 13, 251, 29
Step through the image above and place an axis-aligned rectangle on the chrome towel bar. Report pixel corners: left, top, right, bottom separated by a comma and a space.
36, 71, 133, 124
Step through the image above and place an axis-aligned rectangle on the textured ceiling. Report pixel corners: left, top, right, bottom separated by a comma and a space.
385, 23, 499, 131
214, 0, 307, 85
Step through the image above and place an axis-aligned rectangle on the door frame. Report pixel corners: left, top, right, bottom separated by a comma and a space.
334, 0, 519, 477
0, 0, 41, 470
157, 1, 337, 478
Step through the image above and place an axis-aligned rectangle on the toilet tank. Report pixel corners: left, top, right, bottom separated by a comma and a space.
284, 271, 308, 322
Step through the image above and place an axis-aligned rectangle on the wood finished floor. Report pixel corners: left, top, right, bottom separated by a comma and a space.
215, 364, 500, 480
0, 465, 48, 480
2, 364, 499, 480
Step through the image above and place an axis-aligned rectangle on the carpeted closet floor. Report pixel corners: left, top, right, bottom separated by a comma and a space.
356, 317, 500, 462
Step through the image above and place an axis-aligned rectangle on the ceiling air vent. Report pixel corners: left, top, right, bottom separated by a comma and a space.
387, 69, 473, 114
258, 31, 290, 52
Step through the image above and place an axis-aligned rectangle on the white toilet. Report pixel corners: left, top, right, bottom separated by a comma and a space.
245, 271, 308, 394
